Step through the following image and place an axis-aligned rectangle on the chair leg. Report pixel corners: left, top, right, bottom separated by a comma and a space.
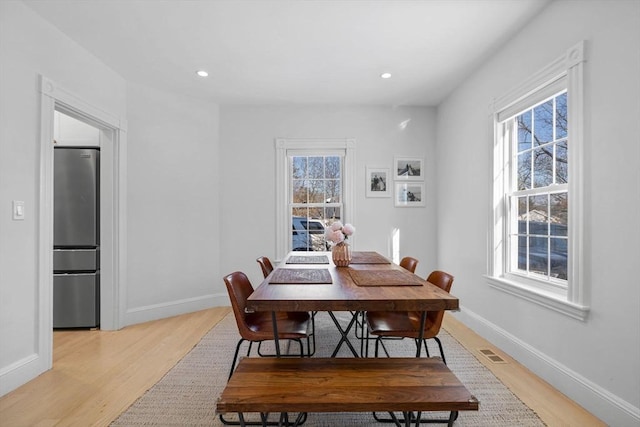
228, 338, 247, 381
415, 338, 431, 358
433, 336, 447, 365
307, 313, 316, 356
296, 338, 303, 358
374, 336, 391, 358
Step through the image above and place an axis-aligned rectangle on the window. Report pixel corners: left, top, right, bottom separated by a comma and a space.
290, 155, 342, 251
511, 92, 568, 284
275, 138, 355, 259
488, 42, 588, 320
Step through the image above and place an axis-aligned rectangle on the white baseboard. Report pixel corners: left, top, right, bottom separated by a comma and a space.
0, 353, 47, 397
454, 306, 640, 427
123, 293, 229, 327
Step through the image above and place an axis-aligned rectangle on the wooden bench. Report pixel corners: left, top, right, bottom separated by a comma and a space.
216, 357, 479, 427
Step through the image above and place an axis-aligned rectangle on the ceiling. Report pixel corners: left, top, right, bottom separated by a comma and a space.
23, 0, 550, 106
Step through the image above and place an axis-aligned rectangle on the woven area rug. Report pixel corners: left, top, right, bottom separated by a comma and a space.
111, 312, 545, 426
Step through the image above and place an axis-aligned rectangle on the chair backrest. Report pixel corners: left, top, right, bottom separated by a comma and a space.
256, 256, 274, 278
223, 271, 256, 339
399, 257, 419, 274
426, 270, 454, 293
423, 270, 455, 337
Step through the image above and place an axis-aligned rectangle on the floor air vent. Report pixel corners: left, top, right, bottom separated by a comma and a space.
479, 349, 507, 363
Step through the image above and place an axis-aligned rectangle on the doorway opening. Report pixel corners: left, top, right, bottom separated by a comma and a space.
52, 111, 101, 329
38, 75, 127, 372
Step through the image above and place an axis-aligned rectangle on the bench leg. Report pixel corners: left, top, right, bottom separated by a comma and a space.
447, 411, 458, 427
373, 410, 460, 425
220, 412, 308, 426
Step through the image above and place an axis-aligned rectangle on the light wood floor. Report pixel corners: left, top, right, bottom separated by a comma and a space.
0, 307, 604, 427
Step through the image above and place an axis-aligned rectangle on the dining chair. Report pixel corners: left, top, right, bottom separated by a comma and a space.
223, 271, 313, 381
399, 256, 419, 273
365, 270, 454, 364
257, 255, 317, 355
356, 256, 420, 355
256, 256, 274, 278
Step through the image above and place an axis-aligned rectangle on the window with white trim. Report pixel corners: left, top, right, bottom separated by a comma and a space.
275, 139, 355, 260
488, 42, 589, 320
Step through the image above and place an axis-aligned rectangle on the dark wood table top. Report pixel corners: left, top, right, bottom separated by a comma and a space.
247, 251, 459, 313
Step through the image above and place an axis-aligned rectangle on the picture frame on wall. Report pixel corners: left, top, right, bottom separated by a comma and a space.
366, 166, 391, 198
393, 156, 423, 180
395, 182, 425, 207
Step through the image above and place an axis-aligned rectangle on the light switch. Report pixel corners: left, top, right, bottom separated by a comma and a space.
13, 201, 25, 220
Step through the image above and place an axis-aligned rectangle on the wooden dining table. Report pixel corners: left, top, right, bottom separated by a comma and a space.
247, 251, 459, 357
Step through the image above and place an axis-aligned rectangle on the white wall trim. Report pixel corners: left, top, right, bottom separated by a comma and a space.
453, 306, 640, 426
40, 76, 126, 131
39, 75, 127, 333
0, 354, 41, 396
485, 275, 589, 320
488, 41, 588, 317
122, 293, 228, 326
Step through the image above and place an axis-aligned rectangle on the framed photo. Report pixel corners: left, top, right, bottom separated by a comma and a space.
394, 157, 424, 180
366, 167, 391, 197
395, 182, 425, 207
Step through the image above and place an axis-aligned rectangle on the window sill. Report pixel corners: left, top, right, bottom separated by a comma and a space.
485, 275, 590, 321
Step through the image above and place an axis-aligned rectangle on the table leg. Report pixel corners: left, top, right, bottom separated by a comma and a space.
328, 311, 360, 357
271, 311, 281, 357
416, 311, 427, 358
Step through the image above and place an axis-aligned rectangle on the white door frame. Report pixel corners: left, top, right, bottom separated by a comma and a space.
38, 75, 127, 367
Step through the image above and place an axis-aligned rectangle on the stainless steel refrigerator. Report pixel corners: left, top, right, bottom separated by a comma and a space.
53, 147, 100, 328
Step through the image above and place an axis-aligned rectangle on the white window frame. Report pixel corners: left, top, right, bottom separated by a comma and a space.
275, 138, 356, 260
487, 42, 589, 320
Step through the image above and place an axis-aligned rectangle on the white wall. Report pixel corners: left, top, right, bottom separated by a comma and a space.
219, 106, 437, 286
436, 1, 640, 425
0, 1, 126, 394
124, 82, 223, 325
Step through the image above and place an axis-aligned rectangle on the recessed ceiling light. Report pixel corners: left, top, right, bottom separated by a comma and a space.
196, 70, 209, 77
380, 72, 392, 79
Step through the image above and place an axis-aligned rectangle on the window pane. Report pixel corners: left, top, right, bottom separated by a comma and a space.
308, 180, 325, 203
307, 157, 324, 179
534, 100, 553, 144
529, 195, 548, 235
518, 235, 527, 270
291, 213, 327, 251
556, 140, 568, 184
517, 111, 532, 152
550, 193, 568, 237
556, 92, 567, 139
292, 157, 307, 179
324, 206, 341, 221
533, 146, 553, 187
292, 207, 308, 218
292, 179, 308, 203
517, 152, 531, 190
326, 179, 341, 203
325, 156, 341, 179
518, 196, 527, 233
529, 236, 549, 276
550, 237, 568, 279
